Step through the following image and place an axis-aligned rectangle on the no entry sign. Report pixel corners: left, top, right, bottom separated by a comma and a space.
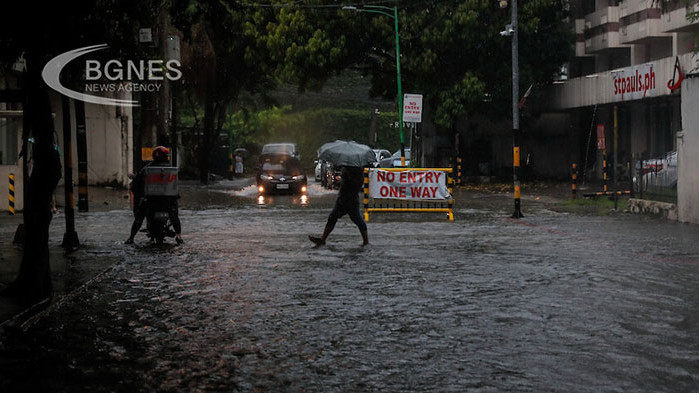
403, 94, 423, 123
369, 169, 450, 201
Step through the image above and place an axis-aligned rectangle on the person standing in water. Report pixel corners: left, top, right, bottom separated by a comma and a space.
309, 165, 369, 247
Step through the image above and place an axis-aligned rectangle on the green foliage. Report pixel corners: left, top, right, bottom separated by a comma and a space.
434, 73, 486, 128
332, 0, 571, 129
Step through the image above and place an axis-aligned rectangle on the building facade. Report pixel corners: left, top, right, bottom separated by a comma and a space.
542, 0, 698, 193
0, 72, 133, 212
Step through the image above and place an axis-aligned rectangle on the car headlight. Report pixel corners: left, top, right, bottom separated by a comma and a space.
292, 175, 305, 180
260, 174, 272, 180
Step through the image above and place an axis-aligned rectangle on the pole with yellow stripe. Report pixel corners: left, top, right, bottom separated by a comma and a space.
602, 148, 608, 193
512, 140, 523, 218
447, 172, 454, 221
363, 168, 370, 222
456, 157, 462, 185
571, 163, 577, 199
9, 173, 15, 215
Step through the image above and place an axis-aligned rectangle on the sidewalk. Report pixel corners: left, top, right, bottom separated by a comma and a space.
0, 215, 121, 331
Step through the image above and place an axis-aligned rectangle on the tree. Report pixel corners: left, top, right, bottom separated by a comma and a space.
0, 0, 159, 303
172, 0, 350, 183
332, 0, 571, 128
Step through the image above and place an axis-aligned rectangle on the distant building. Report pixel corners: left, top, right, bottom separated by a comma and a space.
0, 72, 133, 212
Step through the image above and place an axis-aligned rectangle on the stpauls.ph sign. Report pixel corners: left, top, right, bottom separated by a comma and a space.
42, 44, 182, 107
611, 63, 657, 101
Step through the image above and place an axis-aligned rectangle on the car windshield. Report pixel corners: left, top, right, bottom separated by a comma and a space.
261, 156, 302, 175
262, 144, 296, 155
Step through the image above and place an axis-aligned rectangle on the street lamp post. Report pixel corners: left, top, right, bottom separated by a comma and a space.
343, 5, 406, 166
500, 0, 523, 218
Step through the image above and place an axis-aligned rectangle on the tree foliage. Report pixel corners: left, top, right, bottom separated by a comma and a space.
330, 0, 571, 129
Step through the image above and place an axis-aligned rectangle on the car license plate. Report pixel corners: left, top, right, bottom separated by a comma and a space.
276, 184, 289, 189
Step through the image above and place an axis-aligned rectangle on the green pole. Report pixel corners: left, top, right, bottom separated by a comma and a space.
394, 6, 406, 167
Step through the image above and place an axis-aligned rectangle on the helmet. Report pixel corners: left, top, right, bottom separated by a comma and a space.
152, 146, 170, 163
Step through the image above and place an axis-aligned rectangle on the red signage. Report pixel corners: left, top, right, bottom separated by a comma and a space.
596, 124, 606, 151
667, 56, 684, 92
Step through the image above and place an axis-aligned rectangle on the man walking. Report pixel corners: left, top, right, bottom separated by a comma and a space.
309, 165, 369, 247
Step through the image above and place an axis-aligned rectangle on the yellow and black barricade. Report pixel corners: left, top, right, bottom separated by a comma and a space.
363, 167, 454, 221
9, 173, 15, 215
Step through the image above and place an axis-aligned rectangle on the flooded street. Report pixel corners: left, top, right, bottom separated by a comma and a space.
3, 182, 699, 392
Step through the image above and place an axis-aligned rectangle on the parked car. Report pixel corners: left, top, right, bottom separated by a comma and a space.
372, 149, 391, 167
256, 153, 307, 195
314, 159, 324, 182
261, 143, 298, 157
633, 150, 677, 192
379, 148, 411, 168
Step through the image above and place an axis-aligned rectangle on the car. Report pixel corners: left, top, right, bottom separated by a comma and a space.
379, 148, 411, 168
256, 153, 307, 195
314, 159, 323, 182
261, 143, 298, 157
633, 150, 677, 192
372, 149, 391, 167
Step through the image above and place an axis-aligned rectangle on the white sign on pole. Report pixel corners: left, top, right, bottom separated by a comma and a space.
403, 94, 423, 123
139, 28, 153, 43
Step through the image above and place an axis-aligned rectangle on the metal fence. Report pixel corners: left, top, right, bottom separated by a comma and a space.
633, 151, 678, 204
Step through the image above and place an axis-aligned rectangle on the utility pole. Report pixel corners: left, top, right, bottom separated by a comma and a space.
613, 105, 619, 210
75, 100, 88, 212
157, 8, 171, 147
61, 96, 79, 249
501, 0, 523, 218
342, 5, 405, 166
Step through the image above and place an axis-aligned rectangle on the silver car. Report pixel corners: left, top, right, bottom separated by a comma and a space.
633, 150, 677, 192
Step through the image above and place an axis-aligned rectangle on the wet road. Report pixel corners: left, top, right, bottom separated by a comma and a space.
2, 182, 699, 392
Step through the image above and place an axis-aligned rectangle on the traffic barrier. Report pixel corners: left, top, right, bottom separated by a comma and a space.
9, 173, 15, 215
583, 190, 631, 198
363, 167, 454, 221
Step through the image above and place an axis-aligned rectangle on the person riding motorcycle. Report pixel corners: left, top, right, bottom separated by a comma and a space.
125, 146, 183, 245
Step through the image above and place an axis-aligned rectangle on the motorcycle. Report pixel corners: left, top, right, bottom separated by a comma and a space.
129, 165, 180, 244
144, 197, 177, 244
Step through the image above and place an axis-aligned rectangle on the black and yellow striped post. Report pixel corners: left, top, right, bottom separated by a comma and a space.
602, 148, 608, 193
447, 173, 455, 221
9, 173, 15, 215
456, 157, 462, 185
363, 168, 370, 222
583, 190, 631, 198
571, 163, 578, 199
512, 135, 523, 218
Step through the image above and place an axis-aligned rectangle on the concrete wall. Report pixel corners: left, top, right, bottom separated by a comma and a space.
51, 93, 133, 188
678, 77, 699, 224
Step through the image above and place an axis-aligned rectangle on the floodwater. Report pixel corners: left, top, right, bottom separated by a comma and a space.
2, 180, 699, 392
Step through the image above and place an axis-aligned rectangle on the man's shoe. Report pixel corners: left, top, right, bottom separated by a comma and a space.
124, 238, 134, 244
176, 236, 184, 245
308, 236, 325, 247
